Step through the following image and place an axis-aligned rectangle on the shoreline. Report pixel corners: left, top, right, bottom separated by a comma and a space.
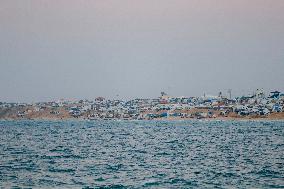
1, 117, 284, 122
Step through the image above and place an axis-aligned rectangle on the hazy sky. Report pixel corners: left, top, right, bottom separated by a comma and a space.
0, 0, 284, 102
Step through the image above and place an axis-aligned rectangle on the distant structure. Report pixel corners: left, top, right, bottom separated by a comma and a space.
255, 89, 265, 98
95, 97, 105, 102
270, 91, 280, 99
161, 92, 167, 97
160, 92, 170, 100
0, 89, 283, 120
228, 89, 232, 99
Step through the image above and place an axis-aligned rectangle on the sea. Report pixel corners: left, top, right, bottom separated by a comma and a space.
0, 120, 283, 189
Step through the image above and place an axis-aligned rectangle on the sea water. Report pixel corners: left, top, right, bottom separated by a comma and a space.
0, 120, 283, 188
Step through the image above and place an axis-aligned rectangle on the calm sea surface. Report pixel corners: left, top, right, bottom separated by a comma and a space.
0, 120, 283, 188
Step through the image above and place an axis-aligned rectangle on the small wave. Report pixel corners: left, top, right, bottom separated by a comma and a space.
106, 164, 123, 171
38, 178, 68, 186
92, 184, 128, 189
256, 169, 282, 178
142, 179, 161, 187
49, 167, 76, 173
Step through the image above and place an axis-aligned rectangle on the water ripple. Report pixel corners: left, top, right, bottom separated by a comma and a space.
0, 120, 283, 188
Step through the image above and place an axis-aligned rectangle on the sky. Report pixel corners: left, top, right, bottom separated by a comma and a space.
0, 0, 284, 102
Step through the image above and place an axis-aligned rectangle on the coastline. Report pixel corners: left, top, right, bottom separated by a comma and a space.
1, 116, 284, 122
0, 107, 284, 121
1, 97, 284, 122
